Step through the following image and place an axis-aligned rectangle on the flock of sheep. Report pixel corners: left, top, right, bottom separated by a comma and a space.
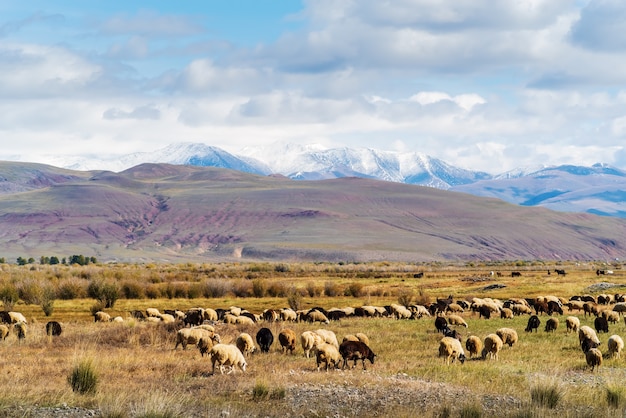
432, 294, 626, 371
86, 291, 625, 375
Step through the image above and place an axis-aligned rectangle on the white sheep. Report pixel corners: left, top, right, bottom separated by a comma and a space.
112, 316, 124, 323
223, 313, 238, 324
585, 347, 602, 371
234, 315, 255, 326
159, 313, 176, 323
94, 311, 111, 323
439, 336, 466, 365
495, 328, 518, 347
579, 325, 601, 348
607, 335, 624, 359
315, 329, 339, 348
305, 310, 329, 324
500, 308, 514, 319
203, 308, 218, 322
8, 311, 27, 324
602, 310, 620, 324
280, 308, 297, 322
390, 304, 412, 319
481, 334, 503, 360
145, 308, 161, 318
314, 342, 341, 371
446, 314, 468, 328
229, 306, 242, 316
209, 344, 247, 374
235, 332, 256, 357
465, 335, 483, 358
301, 330, 324, 358
410, 304, 431, 318
175, 327, 214, 350
566, 316, 580, 333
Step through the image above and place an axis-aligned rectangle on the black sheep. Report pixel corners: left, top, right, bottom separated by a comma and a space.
525, 315, 540, 332
256, 327, 274, 353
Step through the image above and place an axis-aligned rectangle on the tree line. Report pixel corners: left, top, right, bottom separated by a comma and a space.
0, 255, 98, 266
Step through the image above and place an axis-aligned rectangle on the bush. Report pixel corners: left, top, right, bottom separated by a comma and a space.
87, 279, 120, 308
266, 282, 287, 297
68, 359, 98, 394
324, 281, 341, 297
345, 282, 365, 297
57, 277, 87, 299
0, 282, 19, 310
121, 281, 145, 299
530, 382, 562, 409
252, 279, 267, 298
232, 280, 252, 298
201, 280, 230, 298
397, 288, 414, 306
287, 288, 303, 311
306, 282, 320, 297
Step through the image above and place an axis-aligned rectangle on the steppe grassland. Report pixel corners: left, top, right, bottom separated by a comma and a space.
0, 261, 625, 416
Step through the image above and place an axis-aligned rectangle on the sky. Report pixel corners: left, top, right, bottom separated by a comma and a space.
2, 0, 626, 174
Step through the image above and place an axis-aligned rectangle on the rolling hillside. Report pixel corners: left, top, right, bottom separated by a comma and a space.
1, 161, 625, 263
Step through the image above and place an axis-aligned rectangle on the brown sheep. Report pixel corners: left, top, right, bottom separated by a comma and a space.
278, 329, 297, 354
465, 335, 483, 358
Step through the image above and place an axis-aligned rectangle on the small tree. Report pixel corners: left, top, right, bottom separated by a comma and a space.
87, 280, 119, 308
0, 283, 19, 311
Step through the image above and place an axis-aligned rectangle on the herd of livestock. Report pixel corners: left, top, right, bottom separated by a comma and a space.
2, 290, 626, 374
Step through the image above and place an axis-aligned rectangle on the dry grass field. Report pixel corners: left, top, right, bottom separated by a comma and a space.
1, 261, 626, 417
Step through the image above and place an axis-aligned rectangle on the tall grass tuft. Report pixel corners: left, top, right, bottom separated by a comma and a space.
68, 358, 98, 394
252, 381, 286, 401
459, 403, 483, 418
606, 384, 626, 409
530, 381, 563, 409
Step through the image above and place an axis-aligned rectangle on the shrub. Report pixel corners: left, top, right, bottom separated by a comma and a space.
90, 301, 106, 316
201, 280, 230, 298
345, 282, 365, 297
530, 382, 563, 409
459, 404, 482, 418
68, 358, 98, 394
324, 281, 341, 297
40, 285, 56, 316
397, 288, 414, 306
57, 277, 87, 299
274, 264, 290, 273
0, 282, 19, 310
232, 280, 252, 298
121, 281, 145, 299
87, 280, 120, 308
306, 282, 319, 297
266, 282, 287, 297
145, 284, 161, 299
252, 279, 267, 298
252, 381, 269, 401
287, 288, 303, 311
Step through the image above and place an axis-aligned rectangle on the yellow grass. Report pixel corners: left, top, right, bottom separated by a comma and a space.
0, 261, 625, 417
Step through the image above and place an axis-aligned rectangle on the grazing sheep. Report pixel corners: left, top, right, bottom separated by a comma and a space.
446, 303, 464, 314
500, 308, 514, 319
585, 347, 602, 371
496, 328, 518, 347
314, 342, 341, 371
256, 327, 274, 353
235, 315, 255, 326
280, 308, 297, 322
159, 314, 176, 323
235, 333, 256, 357
607, 335, 624, 359
613, 303, 626, 316
305, 310, 330, 324
525, 315, 540, 332
175, 327, 214, 350
566, 316, 580, 333
203, 308, 218, 322
579, 325, 601, 348
112, 316, 124, 323
435, 317, 449, 333
278, 329, 297, 354
465, 335, 483, 358
94, 311, 111, 323
602, 310, 620, 324
45, 321, 62, 337
545, 317, 559, 333
594, 316, 609, 333
583, 302, 599, 317
314, 329, 339, 348
410, 304, 431, 318
511, 303, 533, 316
223, 313, 238, 324
446, 314, 468, 328
145, 308, 161, 318
338, 340, 377, 370
301, 330, 324, 358
481, 334, 503, 360
183, 309, 204, 327
8, 312, 27, 324
209, 344, 247, 374
566, 300, 585, 313
197, 334, 221, 357
439, 336, 466, 365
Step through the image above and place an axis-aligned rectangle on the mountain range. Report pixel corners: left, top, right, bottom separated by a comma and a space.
49, 142, 626, 218
1, 160, 625, 263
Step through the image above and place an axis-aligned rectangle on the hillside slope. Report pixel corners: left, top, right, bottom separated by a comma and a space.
1, 161, 625, 263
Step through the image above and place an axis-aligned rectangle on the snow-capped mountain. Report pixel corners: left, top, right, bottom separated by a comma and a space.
19, 142, 626, 218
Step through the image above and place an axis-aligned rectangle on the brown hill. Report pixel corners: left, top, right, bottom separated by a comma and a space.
1, 161, 625, 263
